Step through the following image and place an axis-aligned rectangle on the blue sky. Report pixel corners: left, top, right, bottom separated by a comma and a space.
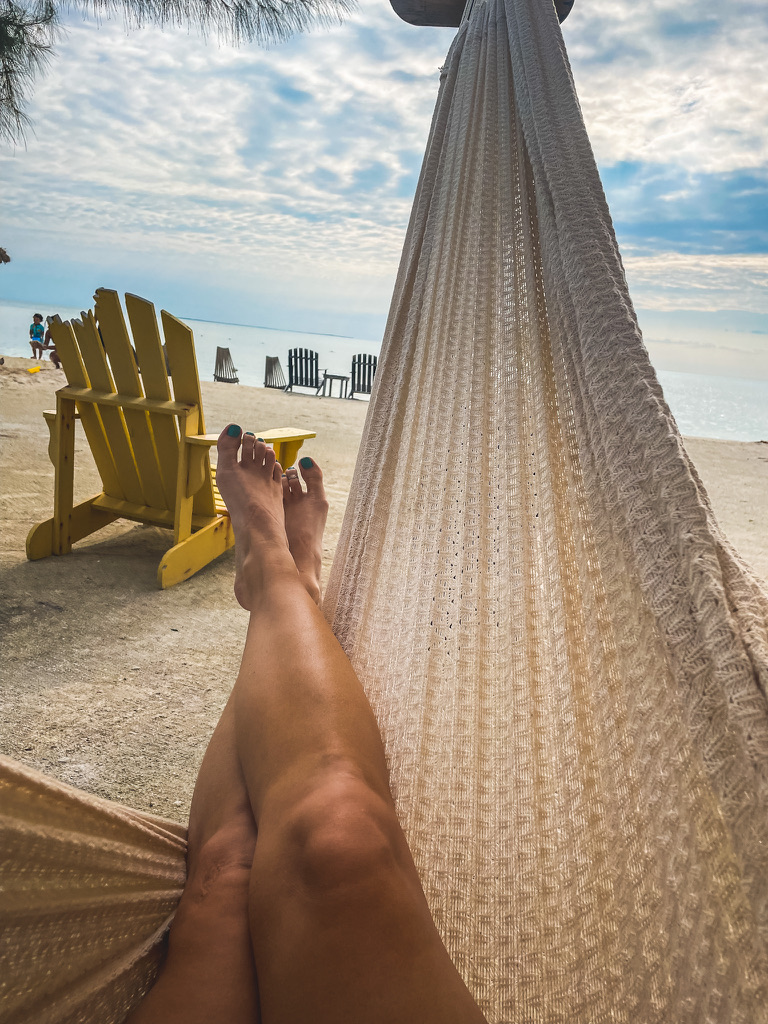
1, 0, 767, 378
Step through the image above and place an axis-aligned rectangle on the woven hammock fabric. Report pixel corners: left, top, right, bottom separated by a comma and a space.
324, 0, 768, 1020
0, 757, 187, 1023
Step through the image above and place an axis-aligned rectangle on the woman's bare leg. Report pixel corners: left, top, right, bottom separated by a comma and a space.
216, 430, 488, 1024
127, 449, 329, 1024
126, 690, 260, 1023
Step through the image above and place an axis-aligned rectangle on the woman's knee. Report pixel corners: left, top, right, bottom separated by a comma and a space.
185, 817, 256, 905
263, 774, 405, 903
165, 820, 255, 967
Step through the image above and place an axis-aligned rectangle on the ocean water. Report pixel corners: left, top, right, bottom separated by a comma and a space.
0, 300, 379, 391
654, 369, 767, 443
2, 299, 766, 442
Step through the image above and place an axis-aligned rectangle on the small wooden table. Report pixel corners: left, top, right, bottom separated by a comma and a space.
321, 373, 349, 399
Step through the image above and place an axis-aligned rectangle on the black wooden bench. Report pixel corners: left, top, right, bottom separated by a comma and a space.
349, 354, 377, 399
286, 348, 323, 394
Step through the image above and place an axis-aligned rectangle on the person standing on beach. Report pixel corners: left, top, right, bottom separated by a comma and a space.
29, 314, 44, 358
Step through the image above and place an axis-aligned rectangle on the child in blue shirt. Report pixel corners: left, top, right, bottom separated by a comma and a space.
29, 314, 45, 358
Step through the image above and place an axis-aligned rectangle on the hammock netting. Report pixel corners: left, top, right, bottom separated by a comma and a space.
324, 0, 768, 1017
2, 0, 768, 1020
0, 760, 186, 1023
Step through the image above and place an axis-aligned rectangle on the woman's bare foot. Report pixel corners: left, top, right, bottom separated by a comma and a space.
216, 426, 300, 611
282, 458, 329, 606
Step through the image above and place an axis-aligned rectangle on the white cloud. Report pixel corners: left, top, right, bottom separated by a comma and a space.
624, 253, 768, 313
1, 4, 454, 321
0, 0, 765, 345
567, 0, 768, 174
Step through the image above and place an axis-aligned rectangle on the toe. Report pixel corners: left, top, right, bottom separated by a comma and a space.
217, 424, 242, 466
273, 462, 283, 484
241, 432, 257, 462
284, 466, 301, 497
262, 444, 277, 473
298, 456, 324, 495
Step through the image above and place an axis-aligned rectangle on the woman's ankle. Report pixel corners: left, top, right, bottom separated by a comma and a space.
233, 539, 300, 612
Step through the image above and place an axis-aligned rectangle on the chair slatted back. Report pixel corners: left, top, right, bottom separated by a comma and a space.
161, 310, 216, 518
49, 291, 216, 519
351, 354, 377, 396
288, 348, 320, 390
264, 356, 286, 389
71, 313, 147, 506
49, 315, 127, 500
124, 293, 180, 509
213, 347, 238, 383
93, 290, 168, 511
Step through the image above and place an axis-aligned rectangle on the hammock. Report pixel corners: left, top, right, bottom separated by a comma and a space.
2, 0, 768, 1020
0, 758, 186, 1023
324, 0, 768, 1018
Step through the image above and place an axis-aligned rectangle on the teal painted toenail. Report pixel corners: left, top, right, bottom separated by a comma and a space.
243, 431, 255, 436
257, 437, 264, 442
227, 425, 241, 437
300, 457, 314, 469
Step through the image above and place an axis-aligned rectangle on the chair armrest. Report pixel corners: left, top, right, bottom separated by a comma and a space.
186, 427, 317, 470
185, 428, 316, 446
185, 434, 219, 446
260, 428, 317, 445
43, 409, 81, 465
44, 409, 81, 421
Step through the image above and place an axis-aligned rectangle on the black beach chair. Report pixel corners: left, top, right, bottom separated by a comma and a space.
349, 354, 377, 399
286, 348, 323, 394
213, 346, 238, 383
264, 356, 286, 389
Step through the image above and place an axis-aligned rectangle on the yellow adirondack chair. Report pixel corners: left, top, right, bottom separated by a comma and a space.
26, 289, 316, 588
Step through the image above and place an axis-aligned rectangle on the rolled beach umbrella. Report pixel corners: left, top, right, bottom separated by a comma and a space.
388, 0, 574, 26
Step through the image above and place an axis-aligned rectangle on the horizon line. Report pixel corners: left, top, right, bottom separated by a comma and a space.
180, 315, 379, 344
0, 295, 382, 346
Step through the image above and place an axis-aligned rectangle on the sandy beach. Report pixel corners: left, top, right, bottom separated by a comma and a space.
2, 355, 767, 823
